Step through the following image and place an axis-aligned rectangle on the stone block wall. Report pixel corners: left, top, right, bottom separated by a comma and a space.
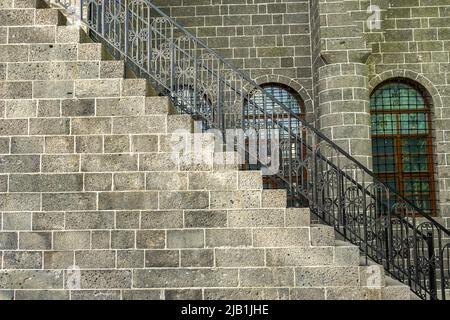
151, 0, 314, 118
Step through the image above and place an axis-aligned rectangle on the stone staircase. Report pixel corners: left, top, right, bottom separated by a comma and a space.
0, 0, 411, 300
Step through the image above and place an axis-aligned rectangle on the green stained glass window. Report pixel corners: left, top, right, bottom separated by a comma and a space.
370, 79, 436, 215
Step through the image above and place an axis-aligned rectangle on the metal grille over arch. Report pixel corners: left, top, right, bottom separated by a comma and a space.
244, 83, 308, 207
370, 79, 437, 215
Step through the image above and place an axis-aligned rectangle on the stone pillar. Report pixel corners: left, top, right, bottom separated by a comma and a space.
318, 63, 372, 168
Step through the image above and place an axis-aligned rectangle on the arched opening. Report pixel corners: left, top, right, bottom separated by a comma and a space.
370, 78, 437, 215
244, 83, 307, 206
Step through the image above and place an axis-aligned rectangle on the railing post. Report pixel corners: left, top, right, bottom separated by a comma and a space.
427, 231, 437, 300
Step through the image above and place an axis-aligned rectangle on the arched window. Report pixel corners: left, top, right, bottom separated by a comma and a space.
245, 83, 307, 206
370, 79, 436, 214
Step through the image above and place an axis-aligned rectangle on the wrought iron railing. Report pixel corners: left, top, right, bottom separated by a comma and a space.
78, 0, 450, 300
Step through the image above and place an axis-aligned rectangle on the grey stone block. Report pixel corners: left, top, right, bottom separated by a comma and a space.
184, 210, 227, 228
0, 81, 32, 99
41, 155, 80, 173
139, 153, 179, 171
0, 119, 28, 135
252, 228, 310, 247
131, 135, 158, 153
228, 209, 284, 227
289, 288, 326, 300
165, 289, 203, 300
112, 116, 167, 134
0, 139, 9, 155
75, 136, 103, 154
53, 231, 90, 250
136, 230, 165, 249
215, 249, 265, 267
167, 230, 204, 249
0, 45, 29, 62
116, 211, 140, 229
205, 229, 252, 248
295, 267, 360, 287
204, 288, 289, 300
30, 118, 70, 135
33, 80, 73, 99
133, 269, 239, 288
180, 249, 214, 267
9, 174, 83, 192
5, 100, 36, 118
237, 171, 263, 190
37, 100, 60, 117
65, 211, 114, 230
239, 268, 294, 287
111, 230, 135, 249
30, 44, 78, 62
159, 191, 209, 210
266, 248, 334, 267
114, 172, 145, 191
285, 208, 310, 227
32, 212, 64, 230
188, 171, 237, 190
61, 99, 95, 116
85, 173, 112, 191
310, 225, 335, 246
15, 290, 70, 300
75, 251, 116, 269
0, 290, 14, 300
140, 211, 183, 229
43, 251, 73, 269
0, 232, 18, 250
210, 191, 261, 209
104, 135, 130, 154
55, 26, 81, 44
45, 136, 74, 154
81, 155, 137, 172
145, 250, 179, 267
3, 251, 42, 269
0, 174, 6, 192
117, 250, 144, 268
0, 155, 40, 173
42, 193, 96, 211
2, 212, 31, 230
19, 231, 51, 250
146, 172, 187, 191
74, 79, 120, 98
91, 231, 110, 249
145, 96, 173, 115
72, 118, 111, 135
98, 192, 158, 210
96, 97, 145, 116
0, 193, 40, 211
122, 290, 162, 300
10, 137, 43, 154
0, 270, 63, 289
70, 290, 121, 300
73, 270, 132, 289
8, 26, 56, 43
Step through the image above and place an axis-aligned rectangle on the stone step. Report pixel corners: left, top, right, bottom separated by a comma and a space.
310, 224, 336, 246
3, 60, 124, 81
0, 9, 66, 27
0, 78, 153, 100
1, 25, 87, 45
0, 43, 105, 63
381, 278, 412, 300
0, 0, 48, 9
333, 240, 361, 266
